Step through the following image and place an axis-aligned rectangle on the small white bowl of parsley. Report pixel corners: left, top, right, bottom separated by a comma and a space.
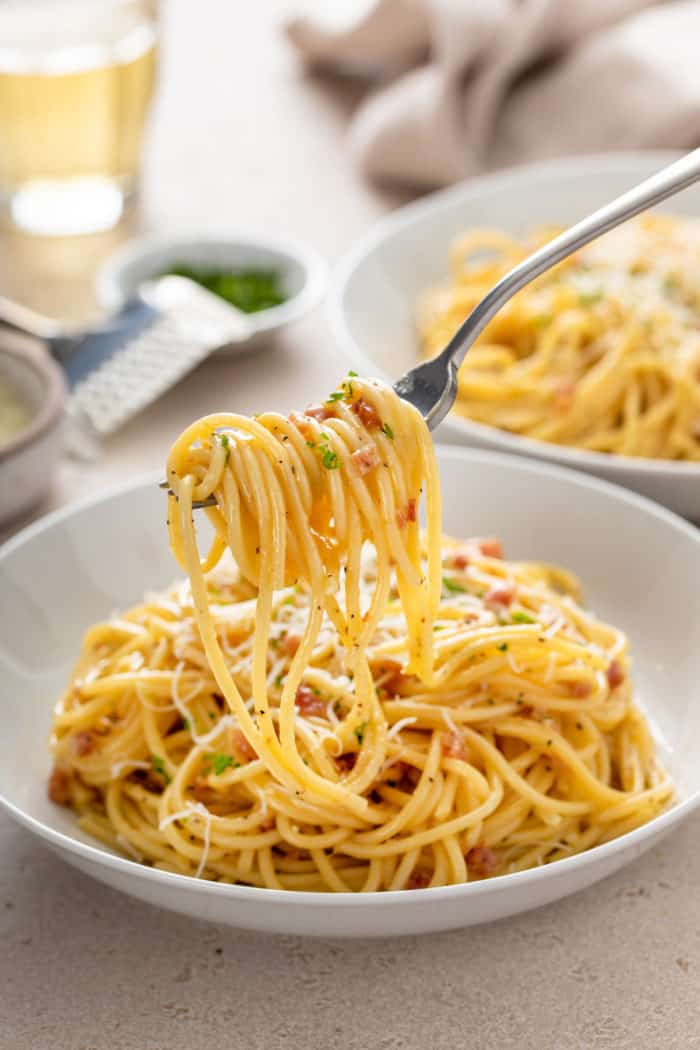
96, 232, 328, 355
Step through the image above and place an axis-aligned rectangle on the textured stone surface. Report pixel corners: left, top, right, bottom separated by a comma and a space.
2, 810, 700, 1050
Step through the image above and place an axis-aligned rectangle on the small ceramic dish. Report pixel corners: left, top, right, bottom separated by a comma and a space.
96, 231, 328, 356
0, 334, 65, 527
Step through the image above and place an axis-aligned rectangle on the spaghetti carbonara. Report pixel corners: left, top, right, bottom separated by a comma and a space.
49, 377, 673, 891
419, 214, 700, 460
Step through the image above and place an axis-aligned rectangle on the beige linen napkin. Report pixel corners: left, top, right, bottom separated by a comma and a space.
287, 0, 700, 188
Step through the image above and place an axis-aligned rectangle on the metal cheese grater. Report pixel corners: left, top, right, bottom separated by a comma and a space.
0, 276, 253, 455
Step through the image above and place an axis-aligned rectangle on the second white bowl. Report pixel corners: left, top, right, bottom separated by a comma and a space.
329, 152, 700, 520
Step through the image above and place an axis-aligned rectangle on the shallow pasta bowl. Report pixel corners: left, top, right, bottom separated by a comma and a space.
329, 152, 700, 521
0, 448, 699, 937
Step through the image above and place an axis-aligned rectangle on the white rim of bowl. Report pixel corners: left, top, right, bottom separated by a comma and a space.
0, 339, 66, 462
1, 448, 698, 907
96, 230, 329, 335
328, 149, 700, 479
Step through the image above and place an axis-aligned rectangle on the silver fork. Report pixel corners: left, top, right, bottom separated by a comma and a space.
167, 148, 700, 509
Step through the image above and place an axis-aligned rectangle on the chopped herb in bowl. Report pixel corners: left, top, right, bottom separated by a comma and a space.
163, 265, 288, 313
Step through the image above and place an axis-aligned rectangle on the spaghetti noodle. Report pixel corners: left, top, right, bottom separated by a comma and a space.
419, 214, 700, 459
48, 377, 673, 891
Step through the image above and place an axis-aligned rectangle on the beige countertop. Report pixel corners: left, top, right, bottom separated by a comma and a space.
1, 4, 699, 1048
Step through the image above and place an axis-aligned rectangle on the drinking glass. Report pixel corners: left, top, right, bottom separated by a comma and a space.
0, 0, 158, 236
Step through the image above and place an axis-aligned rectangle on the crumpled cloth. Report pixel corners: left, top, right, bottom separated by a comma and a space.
287, 0, 700, 188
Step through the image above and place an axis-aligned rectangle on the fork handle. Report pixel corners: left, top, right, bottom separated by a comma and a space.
441, 148, 700, 373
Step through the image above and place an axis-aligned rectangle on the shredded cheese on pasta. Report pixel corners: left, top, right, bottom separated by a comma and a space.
48, 377, 673, 891
418, 214, 700, 460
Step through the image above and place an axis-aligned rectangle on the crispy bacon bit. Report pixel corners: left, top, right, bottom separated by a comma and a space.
606, 660, 625, 690
519, 704, 535, 718
451, 550, 470, 569
190, 780, 220, 805
294, 685, 326, 718
475, 537, 503, 559
396, 498, 417, 528
384, 671, 408, 698
259, 816, 276, 832
304, 403, 335, 422
47, 766, 72, 806
335, 752, 358, 774
485, 585, 515, 609
406, 870, 430, 890
289, 411, 314, 441
553, 380, 576, 413
389, 761, 420, 791
441, 730, 469, 761
375, 659, 402, 677
232, 729, 257, 763
466, 845, 499, 877
351, 444, 380, 476
374, 659, 407, 697
570, 680, 592, 699
351, 397, 381, 430
71, 730, 95, 756
282, 632, 301, 657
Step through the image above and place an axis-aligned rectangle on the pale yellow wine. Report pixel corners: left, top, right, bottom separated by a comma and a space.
0, 27, 157, 190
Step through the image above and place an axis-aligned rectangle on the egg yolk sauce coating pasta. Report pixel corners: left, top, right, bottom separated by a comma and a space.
419, 214, 700, 460
48, 378, 673, 891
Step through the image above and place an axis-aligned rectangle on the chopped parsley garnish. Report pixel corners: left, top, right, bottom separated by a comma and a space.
442, 576, 466, 594
306, 440, 315, 449
321, 447, 339, 469
161, 265, 287, 313
348, 370, 358, 377
381, 421, 394, 440
354, 722, 367, 745
326, 390, 346, 403
219, 433, 231, 465
151, 754, 171, 783
208, 753, 239, 775
512, 611, 536, 624
316, 435, 340, 469
578, 290, 603, 306
182, 718, 190, 730
497, 643, 508, 651
274, 675, 284, 688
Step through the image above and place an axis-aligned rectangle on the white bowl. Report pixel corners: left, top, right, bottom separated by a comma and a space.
96, 231, 328, 355
0, 334, 65, 527
329, 151, 700, 521
1, 448, 699, 937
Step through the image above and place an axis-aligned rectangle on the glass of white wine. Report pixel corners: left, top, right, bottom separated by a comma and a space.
0, 0, 158, 236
